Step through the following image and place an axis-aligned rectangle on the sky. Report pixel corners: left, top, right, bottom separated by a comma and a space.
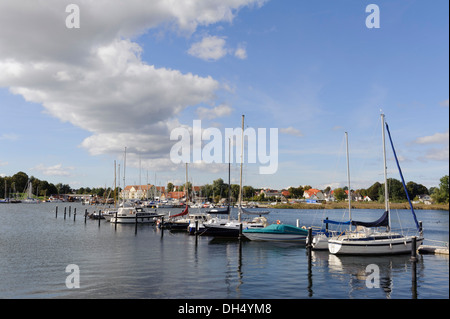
0, 0, 448, 192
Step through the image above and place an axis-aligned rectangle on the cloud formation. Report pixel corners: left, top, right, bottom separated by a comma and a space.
0, 0, 266, 169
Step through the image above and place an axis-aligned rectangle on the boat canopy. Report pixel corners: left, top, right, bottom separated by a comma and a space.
323, 219, 351, 225
243, 224, 308, 235
351, 210, 389, 228
240, 206, 270, 215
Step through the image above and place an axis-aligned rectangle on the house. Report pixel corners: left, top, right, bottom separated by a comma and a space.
363, 196, 372, 202
418, 194, 433, 205
303, 189, 322, 199
121, 185, 165, 200
260, 188, 282, 199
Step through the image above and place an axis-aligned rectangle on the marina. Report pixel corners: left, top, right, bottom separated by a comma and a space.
0, 202, 448, 299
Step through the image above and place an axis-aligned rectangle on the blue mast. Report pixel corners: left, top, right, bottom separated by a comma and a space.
385, 122, 421, 231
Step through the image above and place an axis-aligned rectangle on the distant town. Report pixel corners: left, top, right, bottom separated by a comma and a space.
1, 171, 448, 208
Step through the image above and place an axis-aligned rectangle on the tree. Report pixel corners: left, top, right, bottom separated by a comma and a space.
11, 171, 29, 193
334, 188, 346, 201
366, 182, 381, 201
406, 181, 428, 200
432, 175, 449, 204
167, 182, 174, 193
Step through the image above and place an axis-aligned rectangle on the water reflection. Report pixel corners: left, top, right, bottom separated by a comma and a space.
311, 251, 422, 299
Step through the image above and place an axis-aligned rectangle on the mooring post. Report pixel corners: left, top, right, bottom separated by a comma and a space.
411, 236, 417, 261
135, 212, 138, 235
239, 223, 243, 240
73, 208, 76, 221
68, 206, 71, 218
84, 209, 87, 223
307, 227, 313, 248
114, 211, 118, 230
64, 207, 67, 220
55, 206, 58, 218
98, 210, 101, 227
195, 220, 199, 236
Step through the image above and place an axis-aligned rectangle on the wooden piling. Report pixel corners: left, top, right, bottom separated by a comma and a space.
68, 206, 71, 218
307, 227, 313, 248
73, 208, 76, 221
84, 209, 87, 223
239, 223, 243, 240
98, 211, 101, 227
410, 236, 417, 261
55, 206, 58, 218
64, 207, 67, 220
195, 221, 199, 236
114, 211, 118, 230
135, 211, 138, 234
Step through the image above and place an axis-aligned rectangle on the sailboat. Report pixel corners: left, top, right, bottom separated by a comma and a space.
22, 180, 39, 204
203, 115, 269, 237
159, 163, 192, 230
109, 148, 164, 224
310, 132, 352, 250
328, 114, 424, 255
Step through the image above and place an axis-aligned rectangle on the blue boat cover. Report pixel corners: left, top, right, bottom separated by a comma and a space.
243, 224, 309, 235
351, 211, 389, 228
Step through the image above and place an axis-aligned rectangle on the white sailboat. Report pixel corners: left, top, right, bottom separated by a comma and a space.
310, 132, 352, 250
22, 180, 39, 204
328, 114, 424, 255
203, 115, 269, 237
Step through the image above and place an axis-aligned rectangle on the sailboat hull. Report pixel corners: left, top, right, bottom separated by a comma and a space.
328, 234, 423, 255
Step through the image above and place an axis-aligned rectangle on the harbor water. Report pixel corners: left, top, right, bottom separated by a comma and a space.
0, 203, 448, 299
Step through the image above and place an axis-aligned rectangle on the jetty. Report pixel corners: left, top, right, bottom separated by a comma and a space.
418, 244, 449, 255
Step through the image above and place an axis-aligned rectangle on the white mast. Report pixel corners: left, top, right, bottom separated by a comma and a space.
238, 114, 244, 222
381, 113, 391, 230
345, 132, 352, 230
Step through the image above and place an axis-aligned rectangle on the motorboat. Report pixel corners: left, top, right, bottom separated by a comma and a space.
109, 206, 164, 224
243, 223, 309, 243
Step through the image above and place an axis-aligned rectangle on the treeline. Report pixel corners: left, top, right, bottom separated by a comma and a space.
287, 175, 449, 204
1, 171, 448, 205
0, 171, 71, 198
0, 171, 114, 199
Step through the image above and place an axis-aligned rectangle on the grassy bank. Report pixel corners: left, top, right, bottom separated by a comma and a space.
268, 201, 449, 211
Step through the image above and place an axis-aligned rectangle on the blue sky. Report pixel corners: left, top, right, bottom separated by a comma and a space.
0, 0, 448, 191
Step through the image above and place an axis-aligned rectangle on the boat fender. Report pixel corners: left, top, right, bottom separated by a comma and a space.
301, 226, 306, 229
277, 220, 281, 224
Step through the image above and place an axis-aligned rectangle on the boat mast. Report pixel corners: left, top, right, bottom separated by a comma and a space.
123, 147, 127, 206
381, 113, 391, 231
238, 115, 244, 222
345, 132, 352, 230
228, 138, 231, 221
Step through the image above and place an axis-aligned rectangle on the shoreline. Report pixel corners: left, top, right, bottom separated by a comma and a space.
263, 202, 449, 211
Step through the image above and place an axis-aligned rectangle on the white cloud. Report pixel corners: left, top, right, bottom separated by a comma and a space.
414, 130, 449, 145
33, 164, 75, 177
234, 43, 247, 59
196, 104, 233, 119
280, 127, 303, 137
423, 146, 449, 161
0, 133, 19, 141
0, 0, 266, 171
188, 35, 228, 61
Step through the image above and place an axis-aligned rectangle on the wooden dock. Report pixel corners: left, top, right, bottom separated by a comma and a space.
418, 245, 449, 255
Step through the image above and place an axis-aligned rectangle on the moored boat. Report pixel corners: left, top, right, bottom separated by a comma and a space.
109, 206, 164, 224
243, 224, 309, 243
328, 114, 424, 255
